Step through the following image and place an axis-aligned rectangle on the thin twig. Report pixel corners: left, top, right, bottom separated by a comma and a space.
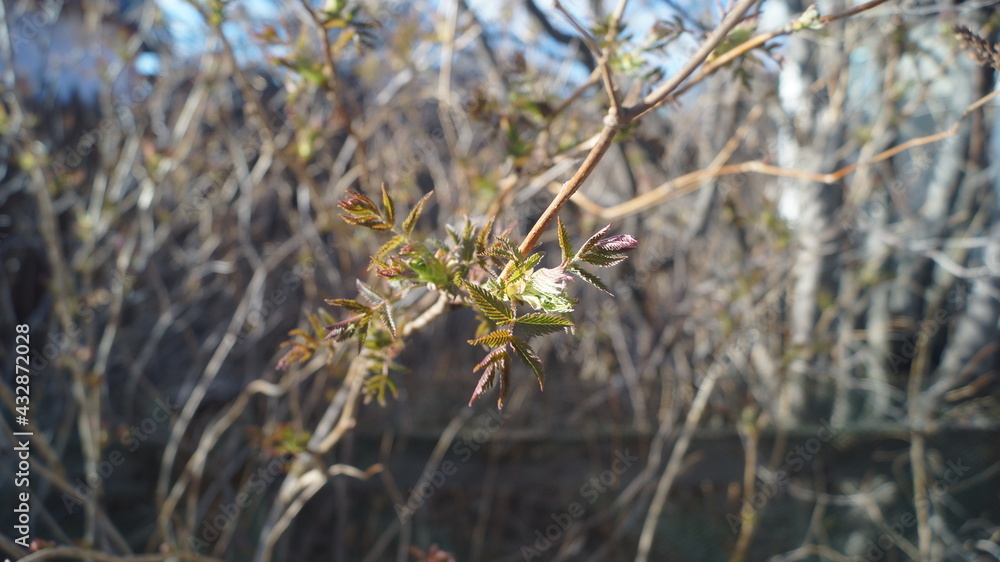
508, 0, 760, 268
635, 367, 721, 562
566, 87, 1000, 221
553, 0, 623, 119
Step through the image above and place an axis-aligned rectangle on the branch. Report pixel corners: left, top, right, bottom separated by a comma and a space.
509, 0, 761, 265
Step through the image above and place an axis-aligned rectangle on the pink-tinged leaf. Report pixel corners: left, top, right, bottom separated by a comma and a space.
496, 359, 511, 409
593, 234, 638, 253
473, 346, 508, 372
510, 336, 545, 390
324, 316, 361, 341
469, 347, 509, 406
338, 191, 379, 214
574, 223, 613, 261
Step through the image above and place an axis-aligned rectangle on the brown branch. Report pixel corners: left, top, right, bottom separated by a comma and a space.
508, 0, 761, 268
553, 0, 623, 119
570, 87, 1000, 221
627, 0, 761, 120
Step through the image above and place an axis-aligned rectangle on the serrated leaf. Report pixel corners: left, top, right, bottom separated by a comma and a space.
356, 320, 369, 352
579, 251, 631, 267
377, 303, 397, 339
373, 235, 405, 263
514, 313, 574, 338
324, 314, 366, 341
473, 346, 508, 372
476, 216, 496, 254
557, 217, 573, 264
356, 280, 384, 306
403, 191, 434, 236
339, 191, 377, 214
339, 190, 391, 230
574, 223, 613, 262
510, 336, 545, 390
465, 281, 514, 323
469, 347, 510, 407
325, 298, 372, 314
468, 329, 514, 347
381, 182, 395, 226
576, 231, 638, 267
340, 213, 392, 230
487, 235, 523, 264
497, 360, 511, 409
568, 264, 614, 296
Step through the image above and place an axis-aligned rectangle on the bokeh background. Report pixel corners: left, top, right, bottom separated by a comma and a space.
1, 0, 999, 560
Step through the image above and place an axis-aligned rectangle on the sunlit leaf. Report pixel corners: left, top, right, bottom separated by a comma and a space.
381, 182, 395, 226
465, 281, 514, 324
514, 313, 573, 339
373, 235, 405, 264
567, 264, 613, 296
377, 303, 397, 339
403, 191, 434, 236
557, 217, 573, 264
468, 329, 514, 347
574, 223, 613, 262
510, 336, 545, 390
325, 298, 371, 315
356, 280, 384, 307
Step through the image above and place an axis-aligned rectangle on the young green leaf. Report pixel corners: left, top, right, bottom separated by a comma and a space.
325, 298, 372, 315
373, 235, 405, 263
567, 264, 614, 296
476, 215, 496, 255
355, 320, 369, 352
380, 182, 395, 226
509, 336, 545, 390
503, 252, 543, 287
514, 313, 573, 339
377, 303, 397, 339
557, 216, 573, 264
465, 281, 515, 324
403, 191, 434, 236
468, 329, 514, 347
356, 280, 384, 307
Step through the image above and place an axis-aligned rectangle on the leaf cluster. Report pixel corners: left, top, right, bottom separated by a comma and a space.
281, 185, 637, 410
